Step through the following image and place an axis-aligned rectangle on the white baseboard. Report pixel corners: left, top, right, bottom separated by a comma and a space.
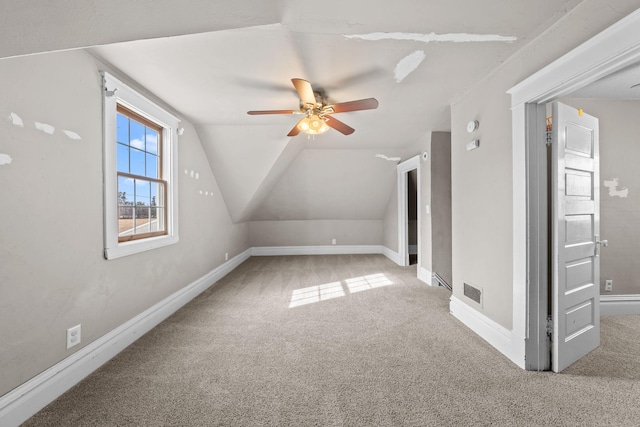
600, 295, 640, 315
417, 266, 433, 285
450, 295, 525, 369
382, 247, 403, 265
0, 248, 252, 427
251, 245, 384, 256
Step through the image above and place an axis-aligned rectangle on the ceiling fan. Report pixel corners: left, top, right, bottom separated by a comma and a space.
247, 78, 378, 136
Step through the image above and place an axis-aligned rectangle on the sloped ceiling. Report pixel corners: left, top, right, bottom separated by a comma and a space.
0, 0, 280, 59
36, 0, 582, 223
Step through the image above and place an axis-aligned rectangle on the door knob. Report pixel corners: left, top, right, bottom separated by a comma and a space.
595, 236, 608, 256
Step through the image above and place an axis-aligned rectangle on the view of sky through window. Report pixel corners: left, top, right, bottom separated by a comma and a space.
116, 110, 165, 239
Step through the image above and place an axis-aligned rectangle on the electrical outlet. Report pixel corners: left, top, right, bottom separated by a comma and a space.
331, 238, 336, 245
66, 324, 81, 349
605, 280, 613, 292
225, 252, 229, 261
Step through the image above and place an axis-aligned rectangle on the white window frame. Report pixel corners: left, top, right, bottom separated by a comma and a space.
102, 71, 180, 259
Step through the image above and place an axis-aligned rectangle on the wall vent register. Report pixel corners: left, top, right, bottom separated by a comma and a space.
463, 282, 482, 305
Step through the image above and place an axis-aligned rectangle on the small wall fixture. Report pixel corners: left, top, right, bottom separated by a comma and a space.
422, 151, 429, 161
467, 120, 479, 133
466, 139, 480, 151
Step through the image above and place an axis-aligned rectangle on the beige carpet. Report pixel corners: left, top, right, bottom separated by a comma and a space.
23, 255, 640, 426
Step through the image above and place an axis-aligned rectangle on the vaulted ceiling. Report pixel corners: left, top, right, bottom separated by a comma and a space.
2, 0, 584, 222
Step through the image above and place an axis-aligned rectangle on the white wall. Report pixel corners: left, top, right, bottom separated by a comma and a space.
249, 148, 395, 249
250, 220, 382, 247
382, 181, 399, 253
430, 132, 452, 286
450, 1, 640, 330
0, 50, 249, 397
252, 148, 397, 221
419, 136, 433, 273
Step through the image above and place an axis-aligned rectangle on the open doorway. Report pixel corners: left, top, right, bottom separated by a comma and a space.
509, 10, 640, 371
397, 155, 420, 268
546, 92, 640, 371
408, 169, 418, 265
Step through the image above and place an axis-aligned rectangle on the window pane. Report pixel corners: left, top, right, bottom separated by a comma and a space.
130, 120, 145, 150
135, 179, 150, 207
130, 148, 145, 176
145, 153, 158, 179
117, 143, 130, 173
146, 128, 159, 155
116, 113, 129, 145
118, 175, 135, 238
134, 207, 151, 234
118, 206, 135, 236
118, 176, 134, 205
113, 101, 169, 244
150, 181, 161, 207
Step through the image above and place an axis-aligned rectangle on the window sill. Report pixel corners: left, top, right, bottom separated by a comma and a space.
104, 234, 179, 260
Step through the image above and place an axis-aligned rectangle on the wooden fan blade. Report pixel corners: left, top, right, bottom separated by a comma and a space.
287, 118, 304, 137
325, 116, 355, 135
247, 110, 298, 115
291, 78, 316, 105
325, 98, 378, 114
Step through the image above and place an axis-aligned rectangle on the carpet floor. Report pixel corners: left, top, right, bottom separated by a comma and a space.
23, 255, 640, 426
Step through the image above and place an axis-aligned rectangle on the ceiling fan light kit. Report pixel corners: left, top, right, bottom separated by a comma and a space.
298, 114, 329, 134
247, 78, 378, 137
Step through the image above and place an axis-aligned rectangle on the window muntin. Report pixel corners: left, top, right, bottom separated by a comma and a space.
115, 105, 166, 242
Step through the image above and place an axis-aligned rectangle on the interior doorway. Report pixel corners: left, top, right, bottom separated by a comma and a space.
407, 169, 418, 265
397, 155, 420, 268
508, 10, 640, 371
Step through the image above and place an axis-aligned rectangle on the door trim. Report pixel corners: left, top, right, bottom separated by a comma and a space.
397, 155, 421, 267
508, 10, 640, 370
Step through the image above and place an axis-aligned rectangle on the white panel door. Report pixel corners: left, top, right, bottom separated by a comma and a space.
552, 102, 600, 372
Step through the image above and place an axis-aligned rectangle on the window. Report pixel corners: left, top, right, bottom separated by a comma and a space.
116, 105, 166, 242
102, 72, 180, 259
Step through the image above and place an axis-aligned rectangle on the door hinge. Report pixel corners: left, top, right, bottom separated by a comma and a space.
546, 316, 553, 337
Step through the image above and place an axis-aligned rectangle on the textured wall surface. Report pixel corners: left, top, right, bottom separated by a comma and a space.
249, 220, 383, 247
0, 50, 249, 396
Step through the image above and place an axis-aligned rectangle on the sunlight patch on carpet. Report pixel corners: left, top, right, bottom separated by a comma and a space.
289, 282, 345, 308
345, 273, 393, 293
289, 274, 394, 308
